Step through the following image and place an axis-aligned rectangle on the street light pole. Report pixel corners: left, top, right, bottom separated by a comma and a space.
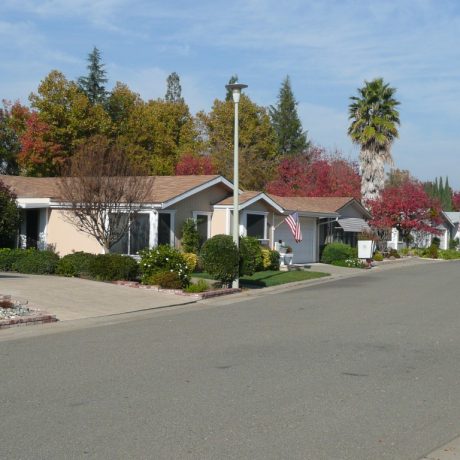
225, 82, 248, 289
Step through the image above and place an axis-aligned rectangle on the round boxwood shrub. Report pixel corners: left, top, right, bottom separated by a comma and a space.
88, 254, 139, 281
56, 252, 97, 277
146, 271, 183, 289
239, 236, 263, 276
12, 249, 59, 274
200, 234, 239, 286
139, 245, 191, 288
321, 243, 356, 264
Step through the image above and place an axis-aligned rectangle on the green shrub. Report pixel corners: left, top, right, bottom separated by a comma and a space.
449, 238, 459, 250
373, 251, 384, 261
139, 245, 190, 287
146, 271, 183, 289
239, 236, 263, 276
0, 248, 32, 271
321, 243, 356, 264
56, 252, 96, 277
424, 244, 439, 259
181, 218, 200, 253
439, 249, 460, 260
261, 248, 281, 271
200, 235, 239, 286
184, 279, 209, 293
387, 248, 401, 259
12, 249, 59, 274
88, 254, 139, 281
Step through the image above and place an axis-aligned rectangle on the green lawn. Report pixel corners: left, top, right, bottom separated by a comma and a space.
192, 270, 329, 288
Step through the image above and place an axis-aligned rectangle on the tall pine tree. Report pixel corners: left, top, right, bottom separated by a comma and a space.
78, 47, 108, 105
165, 72, 183, 103
269, 76, 308, 156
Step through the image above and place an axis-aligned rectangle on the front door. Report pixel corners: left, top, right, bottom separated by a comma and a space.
25, 209, 40, 249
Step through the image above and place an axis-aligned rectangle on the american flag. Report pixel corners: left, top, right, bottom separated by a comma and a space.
284, 212, 302, 243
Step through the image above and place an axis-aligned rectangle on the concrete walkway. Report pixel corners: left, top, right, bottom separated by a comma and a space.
0, 273, 195, 321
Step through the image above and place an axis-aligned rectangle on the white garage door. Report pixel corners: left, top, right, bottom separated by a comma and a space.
275, 217, 316, 263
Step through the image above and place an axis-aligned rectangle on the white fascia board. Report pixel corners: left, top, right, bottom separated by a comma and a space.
17, 198, 51, 209
297, 211, 339, 218
161, 176, 234, 209
213, 193, 284, 213
50, 201, 160, 210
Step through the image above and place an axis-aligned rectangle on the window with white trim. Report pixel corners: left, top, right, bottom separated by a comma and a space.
193, 211, 211, 247
110, 213, 150, 255
246, 212, 267, 240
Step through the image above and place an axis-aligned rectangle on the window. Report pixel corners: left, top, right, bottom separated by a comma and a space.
158, 213, 172, 246
193, 212, 211, 247
110, 213, 150, 255
246, 214, 265, 239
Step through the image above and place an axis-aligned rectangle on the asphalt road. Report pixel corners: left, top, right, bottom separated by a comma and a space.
1, 261, 460, 459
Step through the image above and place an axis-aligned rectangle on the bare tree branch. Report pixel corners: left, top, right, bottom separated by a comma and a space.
57, 135, 152, 253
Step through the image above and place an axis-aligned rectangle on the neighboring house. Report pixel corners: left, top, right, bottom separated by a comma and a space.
1, 175, 234, 256
443, 212, 460, 243
387, 212, 456, 251
269, 196, 372, 263
2, 175, 371, 263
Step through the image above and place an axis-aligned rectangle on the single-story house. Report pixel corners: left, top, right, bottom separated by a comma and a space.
387, 211, 457, 251
1, 174, 371, 263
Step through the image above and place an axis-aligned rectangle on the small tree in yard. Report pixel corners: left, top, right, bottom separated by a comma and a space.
200, 235, 239, 286
368, 179, 441, 247
0, 180, 21, 247
57, 135, 152, 253
181, 218, 200, 253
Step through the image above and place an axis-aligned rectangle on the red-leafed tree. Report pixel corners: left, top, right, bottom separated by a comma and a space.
452, 191, 460, 211
18, 113, 64, 176
368, 179, 441, 246
175, 153, 216, 175
266, 146, 361, 199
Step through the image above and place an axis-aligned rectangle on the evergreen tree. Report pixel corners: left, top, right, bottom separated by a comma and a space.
225, 75, 238, 101
423, 176, 453, 211
165, 72, 183, 103
269, 76, 308, 156
78, 47, 108, 104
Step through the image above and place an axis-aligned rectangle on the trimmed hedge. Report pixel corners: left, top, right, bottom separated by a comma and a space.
147, 271, 183, 289
11, 250, 59, 274
321, 243, 357, 264
200, 235, 239, 286
0, 248, 32, 271
88, 254, 139, 281
239, 236, 263, 276
56, 252, 97, 277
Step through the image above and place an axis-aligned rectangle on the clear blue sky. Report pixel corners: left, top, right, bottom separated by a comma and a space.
2, 0, 459, 187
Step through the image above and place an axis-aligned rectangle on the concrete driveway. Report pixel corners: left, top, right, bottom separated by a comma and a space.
0, 272, 196, 321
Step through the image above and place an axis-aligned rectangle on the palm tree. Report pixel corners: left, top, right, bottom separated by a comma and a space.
348, 78, 400, 202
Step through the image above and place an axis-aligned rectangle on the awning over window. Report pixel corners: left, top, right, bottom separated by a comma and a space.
337, 218, 370, 233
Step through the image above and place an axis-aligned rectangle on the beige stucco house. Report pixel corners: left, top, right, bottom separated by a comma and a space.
2, 174, 371, 263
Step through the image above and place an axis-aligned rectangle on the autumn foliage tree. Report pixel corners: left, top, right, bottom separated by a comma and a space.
175, 153, 216, 175
266, 147, 361, 199
368, 179, 441, 246
452, 191, 460, 211
18, 113, 63, 176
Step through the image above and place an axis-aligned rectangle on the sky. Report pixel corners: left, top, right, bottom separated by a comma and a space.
1, 0, 460, 187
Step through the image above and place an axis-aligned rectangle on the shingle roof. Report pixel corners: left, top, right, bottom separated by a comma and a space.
444, 211, 460, 225
216, 191, 262, 206
268, 195, 355, 214
0, 174, 224, 204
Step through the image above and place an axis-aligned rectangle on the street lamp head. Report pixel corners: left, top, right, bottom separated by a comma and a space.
225, 83, 248, 103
